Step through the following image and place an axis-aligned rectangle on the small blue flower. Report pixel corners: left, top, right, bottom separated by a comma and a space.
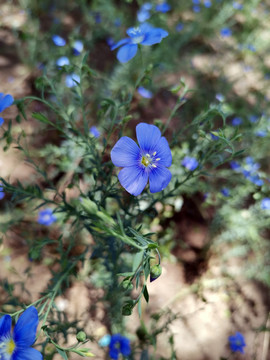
111, 23, 168, 63
192, 0, 200, 4
210, 133, 219, 140
182, 156, 198, 171
256, 130, 267, 137
0, 93, 14, 126
94, 12, 101, 24
216, 93, 224, 102
0, 306, 43, 360
193, 5, 201, 12
247, 44, 256, 52
155, 2, 171, 13
233, 1, 243, 9
0, 184, 5, 200
106, 37, 115, 49
261, 198, 270, 210
72, 40, 84, 55
221, 187, 230, 197
90, 126, 100, 138
38, 208, 57, 226
220, 28, 232, 37
137, 3, 152, 22
204, 0, 212, 7
176, 23, 184, 32
65, 74, 80, 88
228, 332, 246, 354
231, 117, 242, 126
248, 115, 259, 123
137, 86, 153, 99
111, 123, 172, 196
52, 35, 66, 46
109, 334, 131, 360
230, 161, 241, 170
56, 56, 70, 68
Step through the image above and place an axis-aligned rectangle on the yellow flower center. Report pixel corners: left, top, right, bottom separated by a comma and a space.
6, 339, 15, 355
141, 154, 151, 167
140, 152, 160, 168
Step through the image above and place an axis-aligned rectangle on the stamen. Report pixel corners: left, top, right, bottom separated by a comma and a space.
156, 158, 160, 161
153, 151, 157, 156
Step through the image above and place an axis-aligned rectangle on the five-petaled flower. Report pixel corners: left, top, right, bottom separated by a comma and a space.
0, 306, 43, 360
182, 156, 198, 171
0, 93, 14, 127
228, 332, 246, 354
111, 23, 168, 63
52, 35, 66, 46
38, 208, 57, 226
111, 123, 172, 196
261, 198, 270, 210
109, 334, 131, 360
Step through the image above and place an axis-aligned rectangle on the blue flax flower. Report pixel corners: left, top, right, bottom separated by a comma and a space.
0, 93, 14, 126
228, 332, 246, 353
56, 56, 70, 68
111, 23, 168, 63
0, 184, 5, 200
38, 208, 57, 226
111, 123, 172, 196
193, 5, 201, 12
216, 93, 224, 102
52, 35, 66, 46
109, 334, 131, 360
90, 126, 100, 138
220, 28, 232, 37
182, 156, 198, 171
0, 306, 42, 360
204, 0, 212, 7
137, 3, 152, 22
65, 74, 80, 88
261, 198, 270, 210
155, 2, 171, 12
137, 86, 153, 98
231, 117, 242, 126
176, 23, 184, 32
256, 130, 267, 137
233, 1, 243, 10
72, 40, 84, 55
221, 187, 230, 197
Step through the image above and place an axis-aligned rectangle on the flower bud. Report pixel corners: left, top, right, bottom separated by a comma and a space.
81, 198, 98, 215
122, 304, 133, 316
76, 331, 87, 342
150, 264, 162, 282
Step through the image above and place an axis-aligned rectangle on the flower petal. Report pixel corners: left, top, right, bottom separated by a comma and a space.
149, 166, 171, 193
13, 307, 38, 347
111, 38, 130, 51
0, 117, 4, 126
111, 136, 140, 167
13, 347, 43, 360
0, 315, 12, 339
140, 28, 168, 46
0, 94, 14, 112
118, 166, 148, 196
154, 137, 172, 167
117, 44, 138, 63
136, 123, 161, 153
